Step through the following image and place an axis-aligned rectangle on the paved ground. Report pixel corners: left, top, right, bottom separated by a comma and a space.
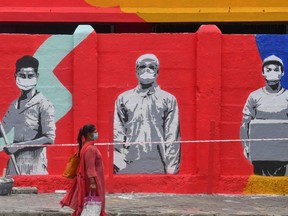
0, 192, 287, 216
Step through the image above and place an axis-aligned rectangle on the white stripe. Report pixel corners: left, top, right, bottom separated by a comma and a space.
5, 137, 288, 148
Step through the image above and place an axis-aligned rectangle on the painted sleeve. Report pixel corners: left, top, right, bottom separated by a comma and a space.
164, 96, 181, 174
113, 96, 128, 172
40, 100, 56, 143
240, 93, 256, 143
1, 102, 16, 136
240, 94, 254, 160
242, 93, 256, 118
113, 96, 128, 143
84, 147, 97, 178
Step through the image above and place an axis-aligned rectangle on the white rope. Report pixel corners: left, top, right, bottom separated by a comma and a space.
3, 137, 288, 148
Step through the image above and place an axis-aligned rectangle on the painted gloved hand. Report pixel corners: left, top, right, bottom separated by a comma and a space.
243, 145, 251, 164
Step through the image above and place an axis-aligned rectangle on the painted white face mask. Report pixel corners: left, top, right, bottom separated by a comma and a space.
139, 72, 156, 80
138, 72, 157, 84
16, 77, 37, 91
263, 72, 282, 82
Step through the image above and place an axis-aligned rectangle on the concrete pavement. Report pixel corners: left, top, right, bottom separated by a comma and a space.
0, 192, 287, 215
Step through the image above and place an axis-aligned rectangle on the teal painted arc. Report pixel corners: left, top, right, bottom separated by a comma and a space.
34, 25, 94, 122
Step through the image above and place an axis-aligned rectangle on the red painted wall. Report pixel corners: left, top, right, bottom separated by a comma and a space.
0, 25, 265, 193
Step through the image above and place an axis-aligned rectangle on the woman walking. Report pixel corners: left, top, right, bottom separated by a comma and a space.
61, 124, 106, 216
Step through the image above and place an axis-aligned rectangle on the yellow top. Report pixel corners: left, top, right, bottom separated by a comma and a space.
85, 0, 288, 22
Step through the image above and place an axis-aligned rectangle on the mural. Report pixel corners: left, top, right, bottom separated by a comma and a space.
113, 54, 181, 174
0, 25, 95, 176
1, 55, 56, 175
240, 55, 288, 176
0, 24, 286, 193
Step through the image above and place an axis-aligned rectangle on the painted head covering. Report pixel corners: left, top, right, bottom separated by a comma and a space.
136, 54, 160, 69
262, 55, 284, 69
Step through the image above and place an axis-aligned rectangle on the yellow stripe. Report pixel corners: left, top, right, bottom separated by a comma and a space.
244, 175, 288, 194
85, 0, 288, 22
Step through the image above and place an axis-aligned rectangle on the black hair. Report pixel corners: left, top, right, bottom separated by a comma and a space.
15, 55, 39, 74
262, 60, 284, 73
77, 124, 96, 154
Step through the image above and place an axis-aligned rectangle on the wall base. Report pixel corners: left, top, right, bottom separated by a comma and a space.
244, 175, 288, 194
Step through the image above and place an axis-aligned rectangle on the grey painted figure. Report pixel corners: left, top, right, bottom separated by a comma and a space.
114, 54, 181, 174
2, 55, 56, 175
240, 55, 288, 176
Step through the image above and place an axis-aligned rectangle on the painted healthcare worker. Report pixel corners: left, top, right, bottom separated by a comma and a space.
2, 55, 56, 175
240, 55, 288, 176
114, 54, 181, 174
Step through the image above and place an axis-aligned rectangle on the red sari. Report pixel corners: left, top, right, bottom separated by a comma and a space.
60, 141, 106, 216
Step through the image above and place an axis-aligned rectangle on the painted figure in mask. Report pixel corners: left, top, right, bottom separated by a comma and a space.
114, 54, 181, 174
240, 55, 288, 176
2, 55, 56, 175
